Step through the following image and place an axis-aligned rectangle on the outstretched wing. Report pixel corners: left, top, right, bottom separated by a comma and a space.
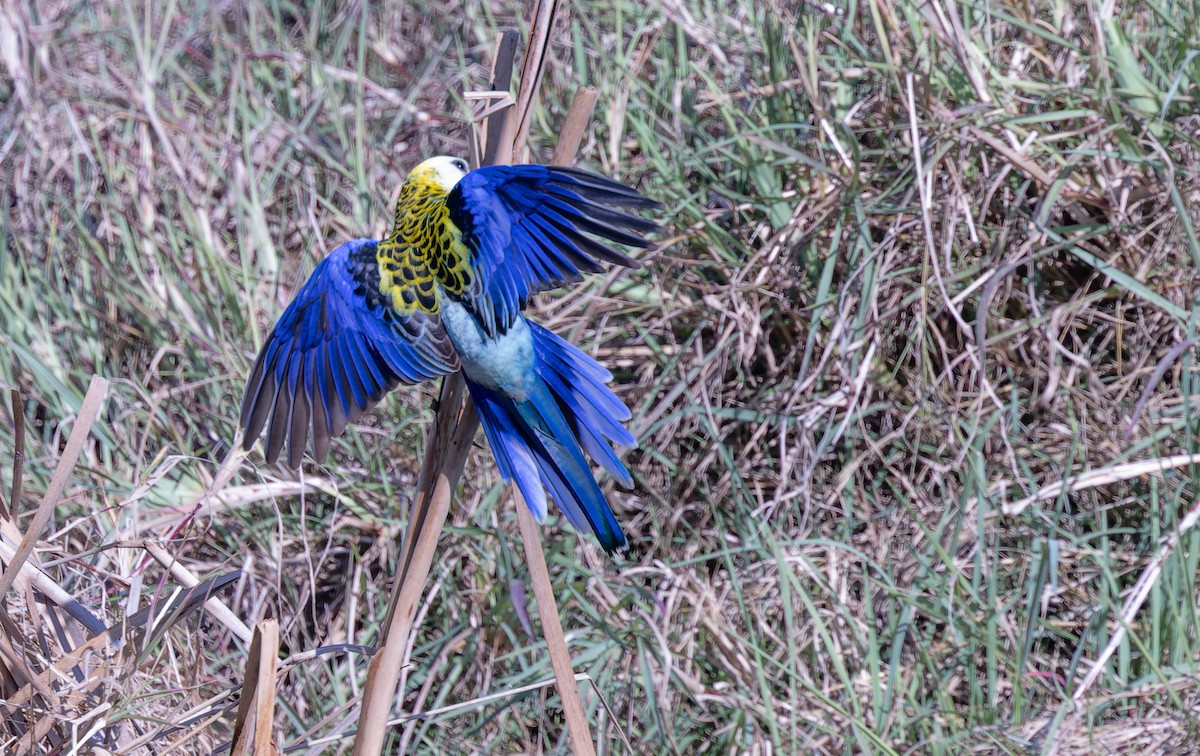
444, 165, 660, 335
240, 238, 458, 467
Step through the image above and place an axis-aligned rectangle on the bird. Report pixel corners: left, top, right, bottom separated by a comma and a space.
239, 156, 659, 553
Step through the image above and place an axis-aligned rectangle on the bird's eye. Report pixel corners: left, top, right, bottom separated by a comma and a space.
453, 159, 468, 172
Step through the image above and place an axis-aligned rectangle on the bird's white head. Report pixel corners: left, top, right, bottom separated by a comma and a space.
408, 155, 470, 193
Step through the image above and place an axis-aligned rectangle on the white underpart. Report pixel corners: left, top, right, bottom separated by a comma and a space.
440, 300, 536, 400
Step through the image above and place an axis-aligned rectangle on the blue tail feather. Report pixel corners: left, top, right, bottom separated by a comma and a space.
471, 384, 548, 521
516, 387, 604, 530
538, 368, 634, 487
464, 321, 635, 554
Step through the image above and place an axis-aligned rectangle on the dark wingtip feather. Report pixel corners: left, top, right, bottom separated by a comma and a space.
240, 382, 268, 453
239, 239, 457, 467
547, 166, 664, 211
241, 341, 280, 447
264, 372, 292, 465
239, 361, 261, 431
287, 360, 310, 469
311, 376, 331, 463
541, 217, 641, 271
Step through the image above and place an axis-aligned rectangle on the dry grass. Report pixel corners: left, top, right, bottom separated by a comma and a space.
3, 0, 1200, 753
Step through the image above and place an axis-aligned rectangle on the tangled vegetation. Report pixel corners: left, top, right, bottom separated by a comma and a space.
2, 0, 1200, 752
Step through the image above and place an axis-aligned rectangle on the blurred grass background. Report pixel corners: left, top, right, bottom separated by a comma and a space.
3, 0, 1200, 752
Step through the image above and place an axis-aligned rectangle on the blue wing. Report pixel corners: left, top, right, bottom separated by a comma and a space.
240, 238, 459, 467
445, 165, 660, 335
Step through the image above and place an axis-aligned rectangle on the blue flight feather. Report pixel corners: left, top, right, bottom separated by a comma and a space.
240, 238, 458, 467
446, 164, 661, 336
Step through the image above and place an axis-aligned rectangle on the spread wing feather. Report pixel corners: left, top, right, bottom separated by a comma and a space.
445, 165, 660, 335
240, 238, 458, 467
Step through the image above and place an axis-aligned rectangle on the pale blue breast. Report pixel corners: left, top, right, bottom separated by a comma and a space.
440, 299, 537, 400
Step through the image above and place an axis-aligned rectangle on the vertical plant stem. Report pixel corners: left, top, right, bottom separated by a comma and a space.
516, 502, 598, 755
353, 373, 479, 756
511, 86, 601, 756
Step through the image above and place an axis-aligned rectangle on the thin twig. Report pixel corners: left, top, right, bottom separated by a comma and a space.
1071, 496, 1200, 704
0, 532, 105, 634
1124, 337, 1198, 440
0, 375, 109, 598
142, 540, 253, 643
1000, 452, 1200, 516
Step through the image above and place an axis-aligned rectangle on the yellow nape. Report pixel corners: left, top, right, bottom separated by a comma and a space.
374, 155, 475, 317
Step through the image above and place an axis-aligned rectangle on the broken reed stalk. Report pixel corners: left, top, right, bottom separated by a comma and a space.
229, 618, 281, 755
